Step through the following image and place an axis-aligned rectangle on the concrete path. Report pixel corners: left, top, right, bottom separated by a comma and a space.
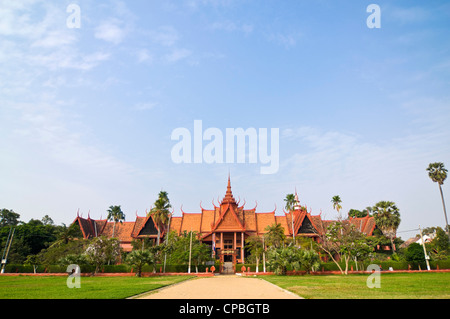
138, 275, 301, 299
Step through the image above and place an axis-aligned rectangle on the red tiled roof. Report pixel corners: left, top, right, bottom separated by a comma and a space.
101, 221, 135, 242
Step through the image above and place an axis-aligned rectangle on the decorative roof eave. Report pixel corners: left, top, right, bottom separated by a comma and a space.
211, 203, 246, 232
73, 216, 89, 239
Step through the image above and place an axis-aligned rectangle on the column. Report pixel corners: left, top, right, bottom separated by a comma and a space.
241, 232, 244, 264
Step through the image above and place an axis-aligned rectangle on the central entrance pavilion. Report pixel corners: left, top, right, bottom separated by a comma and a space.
171, 176, 254, 273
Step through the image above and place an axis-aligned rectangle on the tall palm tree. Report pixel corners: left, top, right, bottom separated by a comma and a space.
372, 201, 401, 251
284, 193, 296, 244
107, 205, 125, 238
150, 191, 171, 245
427, 162, 449, 240
331, 195, 342, 217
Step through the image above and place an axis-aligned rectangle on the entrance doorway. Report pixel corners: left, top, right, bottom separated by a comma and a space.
222, 262, 234, 274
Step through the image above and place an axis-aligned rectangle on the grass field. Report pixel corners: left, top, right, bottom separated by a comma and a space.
0, 272, 449, 299
263, 272, 450, 299
0, 275, 193, 299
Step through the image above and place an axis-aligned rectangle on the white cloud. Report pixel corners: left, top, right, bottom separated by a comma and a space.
211, 21, 253, 35
31, 29, 77, 48
134, 102, 158, 111
28, 49, 110, 71
136, 49, 153, 63
164, 48, 192, 63
95, 19, 127, 44
387, 5, 431, 24
147, 26, 179, 46
268, 32, 302, 48
184, 0, 234, 9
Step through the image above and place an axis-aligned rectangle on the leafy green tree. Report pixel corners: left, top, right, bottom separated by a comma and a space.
264, 223, 286, 249
107, 205, 125, 238
84, 236, 121, 274
372, 201, 401, 252
0, 209, 20, 227
39, 239, 88, 267
427, 162, 449, 239
317, 221, 371, 275
428, 227, 449, 260
0, 218, 59, 263
126, 249, 155, 277
191, 237, 211, 273
245, 235, 264, 273
300, 249, 321, 274
405, 243, 425, 264
24, 254, 40, 274
348, 209, 369, 218
266, 245, 302, 275
41, 215, 54, 226
57, 253, 88, 268
163, 231, 210, 272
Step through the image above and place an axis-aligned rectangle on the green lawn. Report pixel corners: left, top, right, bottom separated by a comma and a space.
0, 275, 193, 299
263, 272, 450, 299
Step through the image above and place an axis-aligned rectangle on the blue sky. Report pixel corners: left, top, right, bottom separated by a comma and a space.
1, 0, 449, 239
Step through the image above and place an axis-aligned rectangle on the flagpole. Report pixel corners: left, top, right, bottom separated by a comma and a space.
188, 229, 193, 274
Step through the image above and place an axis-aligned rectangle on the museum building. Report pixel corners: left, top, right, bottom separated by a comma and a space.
73, 177, 377, 270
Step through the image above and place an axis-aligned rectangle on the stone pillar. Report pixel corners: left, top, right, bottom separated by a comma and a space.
241, 232, 245, 264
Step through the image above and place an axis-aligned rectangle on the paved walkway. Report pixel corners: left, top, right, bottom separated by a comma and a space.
137, 275, 302, 299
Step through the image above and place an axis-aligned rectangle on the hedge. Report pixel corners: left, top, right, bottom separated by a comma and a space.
2, 259, 449, 274
1, 263, 220, 274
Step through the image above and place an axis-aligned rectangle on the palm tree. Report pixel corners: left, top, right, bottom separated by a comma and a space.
126, 249, 154, 277
107, 205, 125, 238
150, 191, 171, 245
284, 193, 297, 244
264, 223, 286, 249
331, 195, 342, 217
427, 162, 449, 240
372, 201, 401, 251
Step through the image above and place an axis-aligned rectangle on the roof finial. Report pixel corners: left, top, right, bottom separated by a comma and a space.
222, 173, 237, 205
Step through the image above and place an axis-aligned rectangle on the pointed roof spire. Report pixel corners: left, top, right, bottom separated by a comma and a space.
294, 187, 300, 210
222, 174, 237, 205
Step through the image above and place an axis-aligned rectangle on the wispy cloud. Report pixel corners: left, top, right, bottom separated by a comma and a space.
211, 21, 253, 35
147, 25, 179, 46
267, 31, 302, 48
134, 102, 158, 111
164, 48, 192, 63
95, 19, 127, 44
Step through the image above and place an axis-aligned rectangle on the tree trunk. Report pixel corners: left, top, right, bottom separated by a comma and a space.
390, 236, 396, 252
344, 255, 350, 275
324, 250, 344, 274
256, 257, 259, 273
439, 184, 450, 241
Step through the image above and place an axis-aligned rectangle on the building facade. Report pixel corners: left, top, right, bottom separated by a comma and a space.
73, 177, 377, 270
